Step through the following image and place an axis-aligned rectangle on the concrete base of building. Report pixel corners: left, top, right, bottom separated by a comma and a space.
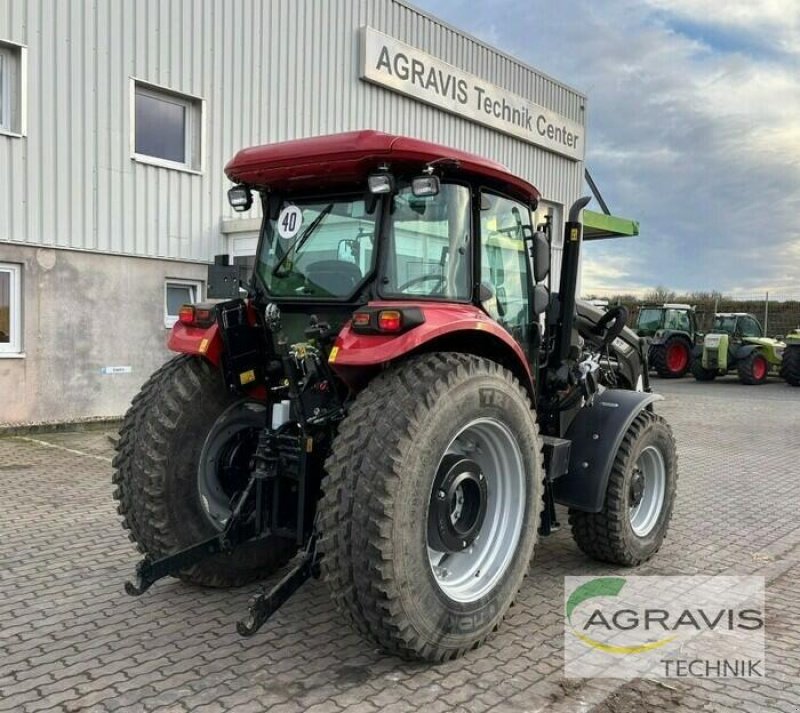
0, 244, 208, 426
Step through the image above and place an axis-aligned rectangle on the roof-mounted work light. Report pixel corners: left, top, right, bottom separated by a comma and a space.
411, 175, 440, 197
367, 173, 396, 194
228, 185, 253, 212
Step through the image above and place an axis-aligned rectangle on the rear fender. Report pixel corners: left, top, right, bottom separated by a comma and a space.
651, 329, 689, 347
167, 322, 223, 366
328, 302, 534, 396
552, 389, 663, 512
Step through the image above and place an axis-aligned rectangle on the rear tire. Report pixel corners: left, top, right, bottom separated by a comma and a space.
780, 346, 800, 386
318, 353, 543, 661
651, 338, 691, 378
112, 355, 296, 587
569, 411, 677, 566
737, 351, 769, 385
691, 358, 717, 381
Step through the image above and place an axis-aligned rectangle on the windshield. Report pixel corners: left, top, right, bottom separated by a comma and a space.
637, 308, 664, 334
382, 183, 471, 300
256, 196, 378, 298
713, 316, 737, 334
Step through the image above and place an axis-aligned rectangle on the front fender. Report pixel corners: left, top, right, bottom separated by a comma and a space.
552, 389, 664, 512
734, 344, 762, 362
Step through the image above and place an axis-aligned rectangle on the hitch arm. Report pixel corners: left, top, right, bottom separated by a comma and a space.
125, 536, 227, 596
236, 534, 320, 637
124, 476, 258, 596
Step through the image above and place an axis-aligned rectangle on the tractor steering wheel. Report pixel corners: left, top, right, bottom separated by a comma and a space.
593, 305, 629, 347
397, 274, 446, 295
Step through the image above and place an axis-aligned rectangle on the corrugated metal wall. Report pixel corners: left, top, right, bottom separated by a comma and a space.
0, 0, 585, 263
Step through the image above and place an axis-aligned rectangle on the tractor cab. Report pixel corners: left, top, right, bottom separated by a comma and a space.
216, 131, 551, 389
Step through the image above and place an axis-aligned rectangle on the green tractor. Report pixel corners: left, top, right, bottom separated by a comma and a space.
691, 313, 784, 385
634, 304, 698, 378
780, 329, 800, 386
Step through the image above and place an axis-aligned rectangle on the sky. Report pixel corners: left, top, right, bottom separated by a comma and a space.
414, 0, 800, 297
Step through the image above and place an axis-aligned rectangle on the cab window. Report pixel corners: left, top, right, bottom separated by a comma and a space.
664, 309, 691, 332
739, 317, 762, 338
479, 191, 532, 331
382, 183, 471, 300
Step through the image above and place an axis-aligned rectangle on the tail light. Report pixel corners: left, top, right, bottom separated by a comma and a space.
351, 307, 424, 335
378, 310, 402, 332
177, 304, 216, 328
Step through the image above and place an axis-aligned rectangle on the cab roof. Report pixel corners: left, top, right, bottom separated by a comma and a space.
225, 130, 540, 205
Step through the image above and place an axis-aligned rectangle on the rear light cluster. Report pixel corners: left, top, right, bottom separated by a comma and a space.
178, 304, 217, 328
350, 307, 424, 335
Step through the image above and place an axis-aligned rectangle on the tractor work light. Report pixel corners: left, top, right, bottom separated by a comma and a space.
367, 173, 396, 194
411, 175, 440, 197
228, 185, 253, 212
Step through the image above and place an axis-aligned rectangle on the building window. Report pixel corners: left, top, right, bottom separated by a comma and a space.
132, 80, 203, 171
164, 279, 202, 328
0, 263, 22, 355
0, 41, 26, 136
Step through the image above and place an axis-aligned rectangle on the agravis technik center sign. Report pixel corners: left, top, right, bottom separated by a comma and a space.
359, 26, 585, 161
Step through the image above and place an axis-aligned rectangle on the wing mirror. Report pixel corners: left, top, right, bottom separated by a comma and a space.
533, 284, 550, 316
530, 230, 550, 283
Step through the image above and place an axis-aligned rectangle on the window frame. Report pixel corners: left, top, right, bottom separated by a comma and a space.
378, 180, 474, 303
0, 262, 23, 356
0, 39, 28, 138
130, 77, 205, 174
477, 187, 536, 327
164, 278, 203, 329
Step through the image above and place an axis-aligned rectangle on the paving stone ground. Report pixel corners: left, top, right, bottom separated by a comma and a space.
2, 377, 799, 712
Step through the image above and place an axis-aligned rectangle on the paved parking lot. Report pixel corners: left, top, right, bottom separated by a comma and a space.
2, 377, 800, 713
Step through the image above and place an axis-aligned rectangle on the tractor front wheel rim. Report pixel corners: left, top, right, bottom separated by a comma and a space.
752, 356, 768, 381
628, 445, 666, 537
426, 418, 526, 603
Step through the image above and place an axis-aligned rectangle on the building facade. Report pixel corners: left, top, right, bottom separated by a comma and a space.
0, 0, 586, 425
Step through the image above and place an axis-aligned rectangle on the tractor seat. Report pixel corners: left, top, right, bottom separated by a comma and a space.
304, 260, 363, 296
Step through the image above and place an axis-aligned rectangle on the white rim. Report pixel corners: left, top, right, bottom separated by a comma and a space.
426, 418, 526, 603
629, 445, 666, 537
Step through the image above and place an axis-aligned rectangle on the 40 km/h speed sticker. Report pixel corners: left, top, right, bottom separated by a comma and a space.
277, 205, 303, 239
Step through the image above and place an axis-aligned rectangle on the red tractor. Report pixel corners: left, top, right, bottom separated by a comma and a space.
114, 131, 677, 662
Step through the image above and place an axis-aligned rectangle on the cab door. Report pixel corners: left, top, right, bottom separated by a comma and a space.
477, 190, 536, 362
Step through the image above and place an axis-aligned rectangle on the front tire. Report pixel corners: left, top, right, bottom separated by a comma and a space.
569, 411, 677, 566
112, 355, 296, 587
691, 357, 717, 381
318, 353, 543, 662
780, 346, 800, 386
737, 351, 769, 385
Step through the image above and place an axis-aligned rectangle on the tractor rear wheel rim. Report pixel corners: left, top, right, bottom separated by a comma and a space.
752, 356, 767, 381
628, 445, 666, 537
666, 343, 688, 373
198, 402, 263, 529
426, 417, 526, 603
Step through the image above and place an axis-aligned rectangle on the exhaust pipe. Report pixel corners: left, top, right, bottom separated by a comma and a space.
552, 196, 591, 365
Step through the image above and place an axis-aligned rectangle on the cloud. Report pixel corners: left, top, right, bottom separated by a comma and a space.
414, 0, 800, 296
